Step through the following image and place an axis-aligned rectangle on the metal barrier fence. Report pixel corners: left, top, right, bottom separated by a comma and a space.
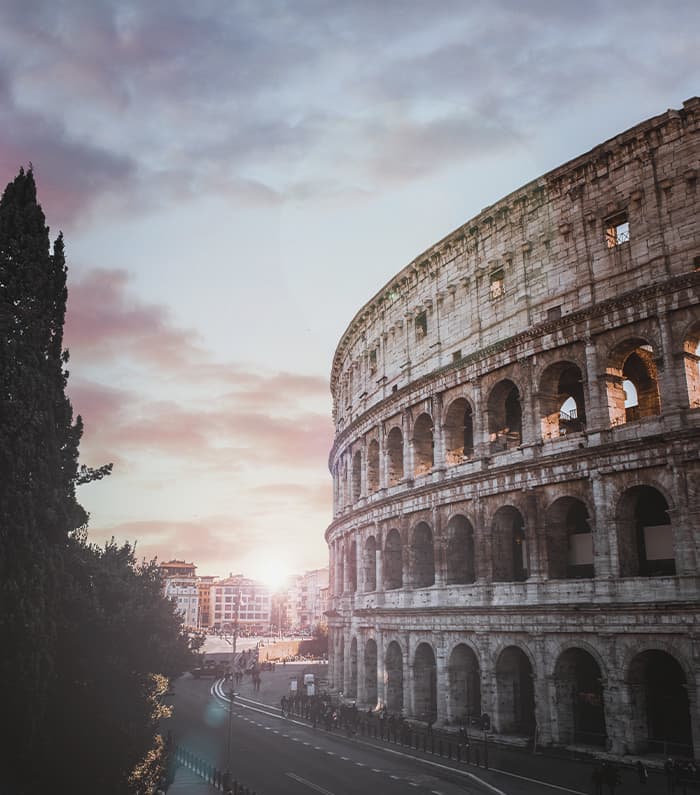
172, 744, 258, 794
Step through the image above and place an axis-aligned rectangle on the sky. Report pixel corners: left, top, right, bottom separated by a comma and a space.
1, 1, 697, 585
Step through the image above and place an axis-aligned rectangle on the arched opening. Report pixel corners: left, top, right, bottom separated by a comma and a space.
348, 637, 358, 699
554, 648, 606, 747
413, 643, 437, 723
444, 398, 474, 464
488, 379, 522, 451
446, 514, 476, 584
352, 450, 362, 502
413, 413, 434, 476
539, 362, 586, 439
364, 639, 378, 707
385, 641, 404, 714
347, 540, 357, 592
627, 651, 693, 757
682, 326, 700, 407
448, 644, 481, 724
367, 439, 380, 493
495, 646, 536, 735
617, 486, 675, 577
387, 427, 404, 486
545, 497, 594, 579
606, 339, 661, 425
363, 536, 377, 592
410, 522, 435, 588
491, 506, 528, 582
384, 528, 403, 590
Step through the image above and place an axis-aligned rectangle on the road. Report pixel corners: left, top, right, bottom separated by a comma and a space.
163, 662, 673, 795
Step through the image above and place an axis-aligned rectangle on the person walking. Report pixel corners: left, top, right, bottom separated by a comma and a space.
637, 760, 649, 786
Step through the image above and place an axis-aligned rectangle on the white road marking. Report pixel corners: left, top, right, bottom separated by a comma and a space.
340, 756, 349, 761
371, 768, 382, 773
325, 751, 335, 756
355, 762, 366, 767
286, 772, 336, 795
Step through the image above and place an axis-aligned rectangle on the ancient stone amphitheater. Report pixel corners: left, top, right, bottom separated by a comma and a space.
325, 98, 699, 759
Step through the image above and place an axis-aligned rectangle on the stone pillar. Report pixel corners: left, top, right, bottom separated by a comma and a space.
355, 532, 363, 594
657, 311, 681, 412
523, 491, 541, 579
472, 380, 488, 459
432, 393, 446, 471
432, 506, 446, 586
604, 674, 628, 755
357, 634, 367, 705
403, 409, 414, 481
435, 633, 448, 725
376, 526, 384, 592
378, 424, 387, 490
376, 628, 385, 708
590, 472, 616, 578
583, 336, 604, 432
668, 461, 698, 575
403, 632, 412, 717
532, 636, 553, 746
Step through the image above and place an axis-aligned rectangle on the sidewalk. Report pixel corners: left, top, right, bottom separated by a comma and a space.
168, 765, 220, 793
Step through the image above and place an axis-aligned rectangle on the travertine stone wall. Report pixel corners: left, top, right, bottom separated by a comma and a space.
325, 99, 700, 759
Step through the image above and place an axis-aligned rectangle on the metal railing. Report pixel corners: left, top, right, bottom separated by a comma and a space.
171, 744, 258, 794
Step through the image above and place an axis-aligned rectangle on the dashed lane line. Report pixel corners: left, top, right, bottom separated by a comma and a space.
286, 772, 336, 795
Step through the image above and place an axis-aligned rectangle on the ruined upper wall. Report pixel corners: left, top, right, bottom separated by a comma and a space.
330, 98, 700, 430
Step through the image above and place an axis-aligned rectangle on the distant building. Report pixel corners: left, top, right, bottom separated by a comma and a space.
159, 559, 196, 578
196, 575, 217, 628
287, 568, 329, 632
163, 576, 199, 628
210, 575, 271, 632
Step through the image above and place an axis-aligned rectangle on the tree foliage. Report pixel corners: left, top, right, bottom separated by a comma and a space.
0, 169, 197, 793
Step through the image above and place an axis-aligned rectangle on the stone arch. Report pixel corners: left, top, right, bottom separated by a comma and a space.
413, 412, 434, 476
444, 397, 474, 464
413, 642, 437, 723
410, 521, 435, 588
386, 426, 404, 486
682, 320, 700, 407
488, 379, 522, 451
346, 540, 357, 592
364, 638, 378, 707
384, 528, 403, 590
445, 514, 476, 584
617, 485, 675, 577
545, 497, 594, 579
606, 337, 661, 425
385, 640, 404, 714
627, 650, 693, 756
448, 643, 481, 724
363, 535, 377, 592
495, 645, 536, 735
539, 361, 586, 439
348, 636, 358, 699
367, 438, 380, 493
553, 648, 606, 747
491, 506, 528, 582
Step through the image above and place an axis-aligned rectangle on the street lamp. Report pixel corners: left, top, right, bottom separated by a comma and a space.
224, 587, 241, 795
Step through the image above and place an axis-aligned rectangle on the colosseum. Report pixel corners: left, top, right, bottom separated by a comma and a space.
325, 98, 700, 760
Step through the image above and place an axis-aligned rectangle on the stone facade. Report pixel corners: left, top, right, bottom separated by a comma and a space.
325, 99, 700, 759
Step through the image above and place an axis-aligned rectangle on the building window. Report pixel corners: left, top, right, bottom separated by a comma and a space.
415, 311, 428, 339
490, 268, 505, 300
369, 348, 378, 373
605, 212, 629, 248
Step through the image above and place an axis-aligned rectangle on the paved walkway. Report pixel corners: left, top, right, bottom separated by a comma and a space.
168, 764, 220, 793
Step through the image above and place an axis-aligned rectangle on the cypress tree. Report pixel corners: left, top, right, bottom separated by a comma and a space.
0, 168, 84, 789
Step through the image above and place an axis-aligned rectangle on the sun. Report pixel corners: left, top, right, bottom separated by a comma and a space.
249, 559, 291, 591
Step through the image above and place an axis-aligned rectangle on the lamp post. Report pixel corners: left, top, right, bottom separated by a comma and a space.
224, 588, 241, 795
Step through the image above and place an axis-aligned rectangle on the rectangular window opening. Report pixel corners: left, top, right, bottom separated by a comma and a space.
605, 213, 629, 248
369, 348, 378, 373
415, 311, 428, 339
489, 268, 505, 300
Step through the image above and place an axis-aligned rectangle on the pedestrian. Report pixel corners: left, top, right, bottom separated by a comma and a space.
637, 760, 648, 786
603, 762, 621, 794
591, 766, 603, 795
665, 758, 676, 794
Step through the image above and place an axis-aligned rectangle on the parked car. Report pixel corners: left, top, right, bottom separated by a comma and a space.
190, 661, 227, 679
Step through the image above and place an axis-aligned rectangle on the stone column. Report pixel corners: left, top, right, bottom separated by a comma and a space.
472, 380, 488, 460
590, 472, 616, 578
355, 532, 363, 594
657, 310, 681, 413
435, 633, 449, 725
532, 636, 552, 746
583, 336, 605, 433
376, 628, 385, 708
378, 423, 387, 491
403, 632, 412, 717
432, 393, 446, 471
432, 506, 446, 586
403, 409, 414, 481
357, 633, 367, 705
376, 526, 384, 592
